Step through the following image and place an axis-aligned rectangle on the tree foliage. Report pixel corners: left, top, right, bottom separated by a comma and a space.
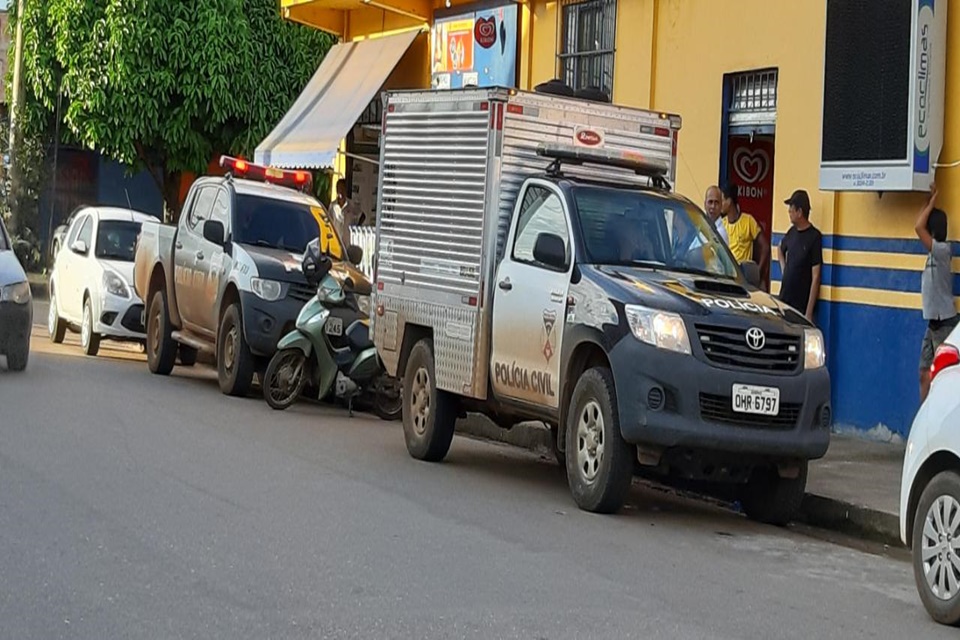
16, 0, 334, 219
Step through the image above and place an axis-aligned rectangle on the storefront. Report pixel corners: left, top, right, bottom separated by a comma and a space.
275, 0, 960, 439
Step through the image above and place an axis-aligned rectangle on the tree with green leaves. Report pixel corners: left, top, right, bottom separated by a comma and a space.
14, 0, 334, 222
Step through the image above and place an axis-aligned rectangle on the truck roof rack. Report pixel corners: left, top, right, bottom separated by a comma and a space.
537, 142, 672, 190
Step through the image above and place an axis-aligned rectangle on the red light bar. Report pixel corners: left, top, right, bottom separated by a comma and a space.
219, 155, 313, 191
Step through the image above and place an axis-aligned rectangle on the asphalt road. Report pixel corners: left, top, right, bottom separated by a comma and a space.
0, 304, 950, 639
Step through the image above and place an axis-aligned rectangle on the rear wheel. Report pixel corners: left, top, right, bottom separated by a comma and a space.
48, 288, 66, 344
81, 298, 101, 357
263, 348, 308, 410
147, 290, 177, 375
565, 367, 633, 514
217, 303, 255, 397
912, 471, 960, 626
402, 340, 456, 462
373, 375, 403, 421
739, 461, 808, 526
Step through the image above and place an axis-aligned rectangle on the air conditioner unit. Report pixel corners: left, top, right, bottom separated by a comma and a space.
819, 0, 947, 192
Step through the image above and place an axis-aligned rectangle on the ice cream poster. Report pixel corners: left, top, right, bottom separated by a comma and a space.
431, 2, 518, 90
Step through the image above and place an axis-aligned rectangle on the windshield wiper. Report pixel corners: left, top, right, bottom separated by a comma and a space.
624, 259, 667, 269
665, 265, 737, 281
250, 239, 303, 253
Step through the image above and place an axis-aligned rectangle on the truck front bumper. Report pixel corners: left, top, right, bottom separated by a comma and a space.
239, 292, 305, 358
609, 338, 831, 461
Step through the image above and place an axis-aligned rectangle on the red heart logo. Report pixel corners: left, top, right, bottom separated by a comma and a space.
733, 147, 770, 185
475, 17, 497, 49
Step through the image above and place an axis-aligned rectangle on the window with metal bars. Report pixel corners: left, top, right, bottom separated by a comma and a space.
728, 69, 778, 114
557, 0, 617, 97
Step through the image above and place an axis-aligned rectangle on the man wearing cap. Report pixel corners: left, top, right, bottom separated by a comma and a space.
778, 189, 823, 322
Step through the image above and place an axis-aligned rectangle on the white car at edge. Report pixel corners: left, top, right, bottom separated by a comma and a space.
900, 322, 960, 626
48, 206, 156, 356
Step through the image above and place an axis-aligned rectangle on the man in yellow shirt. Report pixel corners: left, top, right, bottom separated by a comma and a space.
720, 183, 769, 275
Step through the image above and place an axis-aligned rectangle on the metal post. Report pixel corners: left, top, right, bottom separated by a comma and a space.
46, 90, 61, 257
7, 0, 27, 235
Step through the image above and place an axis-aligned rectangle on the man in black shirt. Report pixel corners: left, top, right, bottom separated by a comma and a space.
778, 190, 823, 322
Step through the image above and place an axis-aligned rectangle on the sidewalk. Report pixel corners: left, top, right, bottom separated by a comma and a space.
457, 416, 905, 546
27, 273, 48, 301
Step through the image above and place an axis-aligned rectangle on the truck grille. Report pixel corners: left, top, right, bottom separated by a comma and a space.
121, 305, 145, 333
694, 323, 801, 373
287, 283, 316, 303
699, 393, 801, 429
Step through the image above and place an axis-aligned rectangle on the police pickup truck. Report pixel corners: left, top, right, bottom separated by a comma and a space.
372, 88, 831, 524
134, 157, 370, 396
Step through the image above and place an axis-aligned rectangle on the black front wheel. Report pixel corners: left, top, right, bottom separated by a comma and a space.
217, 304, 255, 397
263, 349, 308, 410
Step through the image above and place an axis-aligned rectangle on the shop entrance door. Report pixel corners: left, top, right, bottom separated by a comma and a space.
721, 69, 778, 291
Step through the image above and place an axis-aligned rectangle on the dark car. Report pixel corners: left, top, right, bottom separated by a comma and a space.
0, 216, 33, 370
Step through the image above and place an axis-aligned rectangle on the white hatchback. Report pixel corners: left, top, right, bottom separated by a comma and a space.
900, 321, 960, 626
48, 206, 156, 355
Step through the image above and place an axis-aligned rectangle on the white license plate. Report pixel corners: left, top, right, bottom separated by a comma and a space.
732, 384, 780, 416
325, 317, 343, 336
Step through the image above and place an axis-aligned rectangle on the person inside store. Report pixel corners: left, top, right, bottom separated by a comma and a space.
777, 189, 823, 323
915, 181, 958, 402
330, 178, 365, 248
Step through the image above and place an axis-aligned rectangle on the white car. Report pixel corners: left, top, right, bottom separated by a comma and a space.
48, 206, 156, 356
900, 322, 960, 626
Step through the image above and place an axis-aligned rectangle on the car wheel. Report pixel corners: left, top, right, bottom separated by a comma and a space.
81, 298, 101, 357
48, 287, 66, 344
739, 461, 808, 526
6, 337, 29, 371
564, 367, 633, 514
147, 290, 177, 375
217, 303, 255, 397
178, 345, 198, 367
912, 471, 960, 626
402, 339, 457, 462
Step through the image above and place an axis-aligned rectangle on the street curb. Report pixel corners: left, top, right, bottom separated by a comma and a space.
798, 494, 901, 547
456, 416, 903, 546
457, 415, 554, 454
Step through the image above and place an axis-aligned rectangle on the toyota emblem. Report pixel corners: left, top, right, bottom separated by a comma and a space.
745, 327, 766, 351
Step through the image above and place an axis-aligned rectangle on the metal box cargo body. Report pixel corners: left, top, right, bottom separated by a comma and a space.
372, 87, 681, 400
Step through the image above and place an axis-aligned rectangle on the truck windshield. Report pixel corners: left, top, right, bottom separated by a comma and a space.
233, 195, 343, 259
95, 220, 142, 262
572, 186, 740, 279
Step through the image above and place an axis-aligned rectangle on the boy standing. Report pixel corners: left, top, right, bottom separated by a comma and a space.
915, 182, 958, 402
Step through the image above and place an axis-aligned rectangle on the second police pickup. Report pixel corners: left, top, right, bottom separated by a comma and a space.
371, 88, 831, 524
134, 158, 371, 396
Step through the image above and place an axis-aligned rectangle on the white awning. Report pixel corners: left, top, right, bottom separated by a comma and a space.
255, 30, 418, 169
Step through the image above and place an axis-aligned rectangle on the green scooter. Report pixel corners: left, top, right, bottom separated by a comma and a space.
262, 239, 401, 419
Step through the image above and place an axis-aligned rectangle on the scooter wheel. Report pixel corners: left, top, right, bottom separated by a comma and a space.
264, 349, 308, 411
373, 377, 403, 421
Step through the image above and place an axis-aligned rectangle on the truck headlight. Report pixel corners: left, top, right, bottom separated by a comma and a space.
804, 328, 826, 369
357, 294, 371, 316
624, 304, 691, 354
102, 270, 130, 298
251, 278, 283, 302
0, 281, 31, 305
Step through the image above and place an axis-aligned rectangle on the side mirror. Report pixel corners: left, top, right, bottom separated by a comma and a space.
71, 239, 88, 255
202, 220, 225, 246
346, 244, 363, 266
533, 232, 567, 270
741, 260, 761, 288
